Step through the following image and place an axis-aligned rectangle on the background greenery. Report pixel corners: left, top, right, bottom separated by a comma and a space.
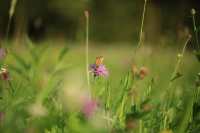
0, 0, 199, 43
0, 0, 200, 132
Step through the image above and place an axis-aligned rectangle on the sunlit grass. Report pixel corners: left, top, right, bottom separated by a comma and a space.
0, 39, 199, 132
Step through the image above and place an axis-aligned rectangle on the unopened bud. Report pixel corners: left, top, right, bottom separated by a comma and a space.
0, 67, 10, 81
139, 66, 149, 79
191, 8, 196, 15
177, 54, 183, 58
84, 10, 89, 18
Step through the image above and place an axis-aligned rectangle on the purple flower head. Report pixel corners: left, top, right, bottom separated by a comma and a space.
82, 98, 98, 118
89, 64, 109, 77
0, 48, 7, 60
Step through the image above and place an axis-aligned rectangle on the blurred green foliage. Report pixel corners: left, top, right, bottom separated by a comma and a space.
0, 0, 198, 43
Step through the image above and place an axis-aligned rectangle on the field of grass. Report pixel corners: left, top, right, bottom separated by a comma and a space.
0, 39, 199, 133
0, 0, 200, 133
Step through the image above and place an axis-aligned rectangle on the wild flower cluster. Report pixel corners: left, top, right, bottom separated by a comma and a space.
89, 56, 109, 77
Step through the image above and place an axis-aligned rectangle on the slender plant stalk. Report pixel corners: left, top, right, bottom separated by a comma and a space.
84, 11, 91, 95
6, 20, 11, 42
130, 3, 148, 130
106, 81, 111, 110
163, 35, 191, 129
171, 35, 191, 84
6, 0, 18, 40
139, 120, 143, 133
8, 80, 14, 94
167, 35, 191, 104
135, 0, 148, 51
163, 114, 167, 129
191, 8, 199, 49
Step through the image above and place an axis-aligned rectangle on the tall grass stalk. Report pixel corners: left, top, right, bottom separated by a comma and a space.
191, 8, 199, 49
170, 35, 191, 83
135, 0, 148, 51
163, 35, 191, 129
132, 0, 148, 130
167, 35, 191, 99
84, 10, 91, 95
139, 120, 143, 133
8, 80, 14, 94
6, 0, 18, 40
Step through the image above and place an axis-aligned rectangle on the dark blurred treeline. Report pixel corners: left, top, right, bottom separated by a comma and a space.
0, 0, 200, 43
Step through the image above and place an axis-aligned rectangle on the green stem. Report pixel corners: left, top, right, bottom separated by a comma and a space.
6, 0, 18, 42
6, 18, 11, 41
166, 36, 191, 108
85, 11, 91, 96
106, 81, 111, 110
8, 80, 14, 95
139, 119, 143, 133
119, 95, 126, 122
163, 112, 168, 129
135, 0, 148, 51
192, 14, 199, 49
162, 36, 191, 130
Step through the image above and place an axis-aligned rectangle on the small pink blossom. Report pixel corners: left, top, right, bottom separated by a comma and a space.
82, 98, 98, 118
89, 64, 109, 77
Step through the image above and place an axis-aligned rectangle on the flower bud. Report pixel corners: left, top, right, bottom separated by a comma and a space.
177, 54, 183, 58
191, 8, 196, 15
84, 10, 89, 18
139, 66, 149, 79
0, 67, 10, 81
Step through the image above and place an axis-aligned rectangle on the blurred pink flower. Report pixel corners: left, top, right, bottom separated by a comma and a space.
82, 98, 98, 118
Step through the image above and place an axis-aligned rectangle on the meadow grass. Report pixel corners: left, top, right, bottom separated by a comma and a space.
0, 0, 200, 132
0, 40, 199, 133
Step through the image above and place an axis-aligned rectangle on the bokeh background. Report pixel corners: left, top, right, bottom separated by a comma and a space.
0, 0, 200, 45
